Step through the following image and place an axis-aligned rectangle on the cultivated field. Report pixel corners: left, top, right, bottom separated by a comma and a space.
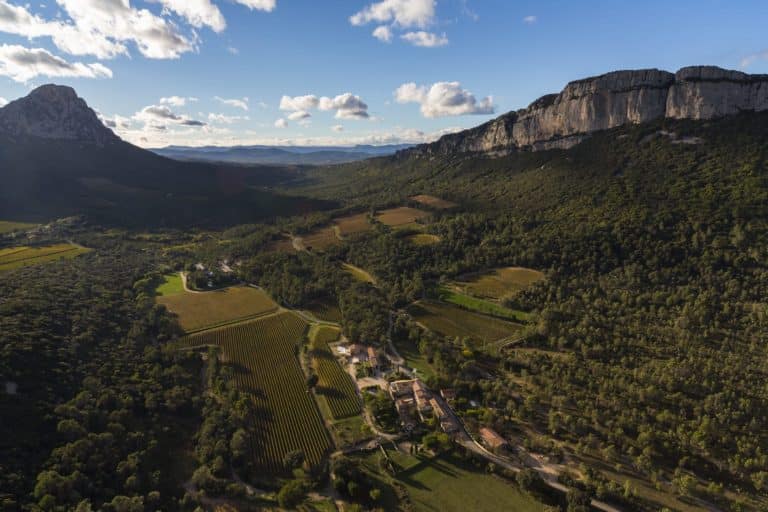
263, 236, 295, 254
0, 221, 37, 234
438, 286, 530, 322
334, 212, 372, 237
303, 297, 343, 323
455, 267, 545, 300
0, 243, 90, 272
380, 452, 545, 512
407, 300, 523, 345
408, 233, 441, 246
180, 312, 332, 472
410, 194, 458, 209
301, 227, 340, 252
155, 273, 184, 296
375, 207, 430, 228
157, 285, 279, 332
310, 329, 361, 420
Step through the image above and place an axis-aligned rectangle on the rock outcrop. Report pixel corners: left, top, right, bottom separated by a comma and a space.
0, 84, 117, 145
408, 66, 768, 157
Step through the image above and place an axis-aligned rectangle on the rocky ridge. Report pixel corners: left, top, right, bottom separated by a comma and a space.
409, 66, 768, 157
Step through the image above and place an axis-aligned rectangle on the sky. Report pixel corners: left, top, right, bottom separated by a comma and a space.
0, 0, 767, 148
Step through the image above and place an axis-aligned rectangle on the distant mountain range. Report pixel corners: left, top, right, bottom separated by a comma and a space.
152, 143, 413, 166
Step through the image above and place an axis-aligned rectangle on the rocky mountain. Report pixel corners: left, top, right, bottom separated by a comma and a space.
408, 66, 768, 157
0, 84, 118, 146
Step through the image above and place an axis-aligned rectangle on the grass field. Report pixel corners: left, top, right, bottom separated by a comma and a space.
301, 227, 341, 252
342, 262, 376, 284
395, 338, 435, 380
375, 207, 430, 228
438, 286, 531, 322
334, 213, 372, 237
155, 273, 185, 296
303, 297, 343, 323
0, 243, 90, 272
180, 312, 332, 472
310, 332, 361, 420
408, 233, 441, 246
157, 285, 279, 333
410, 194, 458, 209
0, 221, 37, 234
384, 453, 545, 512
455, 267, 545, 300
407, 300, 524, 345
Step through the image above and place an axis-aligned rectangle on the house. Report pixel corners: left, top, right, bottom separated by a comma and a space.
430, 398, 447, 421
389, 379, 414, 399
413, 380, 432, 418
479, 427, 509, 452
350, 344, 366, 364
367, 346, 379, 370
440, 389, 456, 402
395, 397, 417, 429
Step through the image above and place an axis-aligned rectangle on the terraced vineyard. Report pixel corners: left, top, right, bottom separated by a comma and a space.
310, 332, 361, 420
0, 243, 90, 272
181, 312, 332, 472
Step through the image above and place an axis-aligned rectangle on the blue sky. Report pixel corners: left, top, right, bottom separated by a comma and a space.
0, 0, 767, 147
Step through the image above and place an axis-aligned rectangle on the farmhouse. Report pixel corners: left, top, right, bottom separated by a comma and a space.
479, 427, 509, 452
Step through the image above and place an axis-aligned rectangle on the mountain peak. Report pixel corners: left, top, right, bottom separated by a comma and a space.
0, 84, 117, 145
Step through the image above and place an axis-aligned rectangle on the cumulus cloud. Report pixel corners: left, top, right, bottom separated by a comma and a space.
319, 93, 369, 119
0, 44, 112, 82
133, 104, 206, 129
394, 81, 494, 118
208, 113, 249, 124
401, 31, 447, 47
150, 0, 226, 32
214, 96, 249, 110
279, 94, 319, 112
740, 50, 768, 69
523, 15, 537, 24
160, 95, 198, 107
287, 110, 311, 121
235, 0, 277, 12
372, 25, 392, 42
350, 0, 435, 28
274, 118, 288, 128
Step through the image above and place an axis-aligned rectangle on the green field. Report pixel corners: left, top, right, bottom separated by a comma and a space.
180, 312, 332, 472
0, 221, 37, 234
385, 453, 545, 512
408, 300, 524, 345
155, 273, 185, 296
0, 243, 90, 272
310, 324, 341, 344
310, 330, 361, 420
157, 285, 279, 333
455, 267, 545, 300
395, 338, 435, 380
438, 286, 530, 322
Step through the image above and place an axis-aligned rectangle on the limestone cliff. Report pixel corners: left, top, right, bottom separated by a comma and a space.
409, 66, 768, 157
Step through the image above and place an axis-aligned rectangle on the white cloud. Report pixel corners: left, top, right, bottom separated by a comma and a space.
740, 50, 768, 69
274, 118, 287, 128
319, 93, 369, 119
0, 44, 112, 82
133, 104, 206, 129
395, 81, 494, 118
208, 113, 249, 124
331, 124, 344, 132
160, 95, 198, 107
523, 15, 537, 24
350, 0, 435, 28
227, 46, 239, 55
372, 25, 392, 43
280, 94, 319, 112
214, 96, 249, 110
401, 31, 448, 47
150, 0, 226, 32
287, 110, 311, 121
235, 0, 277, 12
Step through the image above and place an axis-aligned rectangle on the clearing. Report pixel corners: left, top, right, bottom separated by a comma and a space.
300, 227, 341, 252
375, 207, 430, 228
408, 233, 441, 246
0, 243, 90, 272
342, 262, 376, 284
454, 267, 545, 300
438, 286, 530, 322
157, 285, 279, 333
178, 312, 332, 473
302, 297, 343, 323
155, 273, 185, 297
407, 300, 524, 346
334, 212, 372, 237
410, 194, 458, 209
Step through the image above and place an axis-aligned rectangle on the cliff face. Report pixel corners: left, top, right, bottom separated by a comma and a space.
0, 84, 117, 145
410, 66, 768, 157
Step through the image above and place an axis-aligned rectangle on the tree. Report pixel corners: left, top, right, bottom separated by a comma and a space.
283, 450, 305, 470
277, 479, 305, 509
306, 373, 319, 390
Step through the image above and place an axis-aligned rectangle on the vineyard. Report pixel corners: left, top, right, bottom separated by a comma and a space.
310, 334, 361, 420
181, 312, 332, 472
